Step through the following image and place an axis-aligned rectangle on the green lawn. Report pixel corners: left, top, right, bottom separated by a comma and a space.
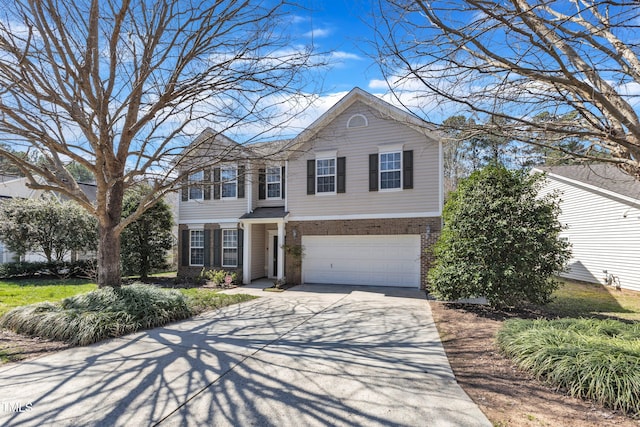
0, 278, 98, 317
543, 279, 640, 321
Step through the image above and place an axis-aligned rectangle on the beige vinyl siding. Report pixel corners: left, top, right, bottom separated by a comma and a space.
250, 223, 266, 280
178, 198, 247, 222
287, 102, 440, 218
540, 175, 640, 292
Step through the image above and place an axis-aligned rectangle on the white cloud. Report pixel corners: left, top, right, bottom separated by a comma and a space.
303, 28, 332, 39
330, 51, 363, 61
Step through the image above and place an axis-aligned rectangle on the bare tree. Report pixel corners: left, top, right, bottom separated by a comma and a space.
374, 0, 640, 177
0, 0, 320, 287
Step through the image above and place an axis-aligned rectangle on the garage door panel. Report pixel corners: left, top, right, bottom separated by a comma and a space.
302, 235, 420, 288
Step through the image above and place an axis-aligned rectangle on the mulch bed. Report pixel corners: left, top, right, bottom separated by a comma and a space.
429, 300, 639, 427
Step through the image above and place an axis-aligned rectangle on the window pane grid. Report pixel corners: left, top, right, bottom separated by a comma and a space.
190, 230, 204, 265
379, 152, 401, 189
188, 171, 204, 200
222, 229, 238, 267
221, 167, 237, 198
316, 159, 336, 193
266, 167, 281, 198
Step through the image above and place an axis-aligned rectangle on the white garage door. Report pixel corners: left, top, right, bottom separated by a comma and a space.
302, 235, 421, 288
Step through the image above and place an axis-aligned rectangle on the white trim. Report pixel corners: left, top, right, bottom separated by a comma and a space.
314, 149, 337, 159
378, 142, 404, 153
242, 223, 251, 285
221, 229, 239, 268
532, 168, 640, 207
245, 161, 252, 214
378, 151, 402, 191
287, 212, 441, 221
186, 223, 205, 229
219, 221, 239, 229
189, 229, 205, 267
179, 218, 239, 225
266, 166, 282, 200
284, 160, 289, 212
346, 113, 368, 128
240, 217, 287, 225
315, 157, 337, 194
439, 139, 444, 214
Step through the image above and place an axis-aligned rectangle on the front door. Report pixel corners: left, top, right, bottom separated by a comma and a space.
272, 235, 278, 278
268, 230, 278, 278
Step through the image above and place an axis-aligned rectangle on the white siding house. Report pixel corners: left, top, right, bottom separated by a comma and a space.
534, 164, 640, 292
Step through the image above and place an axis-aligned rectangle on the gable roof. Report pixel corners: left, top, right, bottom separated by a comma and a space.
292, 87, 438, 146
534, 164, 640, 202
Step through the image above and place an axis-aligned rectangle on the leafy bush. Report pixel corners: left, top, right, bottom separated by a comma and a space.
0, 284, 190, 345
428, 166, 571, 307
197, 268, 238, 286
0, 284, 256, 346
497, 318, 640, 415
0, 260, 97, 279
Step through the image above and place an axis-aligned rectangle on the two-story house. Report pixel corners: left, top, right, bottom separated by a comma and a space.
177, 88, 443, 289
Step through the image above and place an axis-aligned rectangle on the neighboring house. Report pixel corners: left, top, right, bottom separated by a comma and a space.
534, 164, 640, 292
0, 175, 97, 263
177, 88, 443, 289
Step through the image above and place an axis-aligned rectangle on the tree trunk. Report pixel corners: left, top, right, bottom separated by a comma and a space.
98, 221, 122, 288
97, 180, 124, 288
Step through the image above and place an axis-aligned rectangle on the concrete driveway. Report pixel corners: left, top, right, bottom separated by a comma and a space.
0, 284, 491, 427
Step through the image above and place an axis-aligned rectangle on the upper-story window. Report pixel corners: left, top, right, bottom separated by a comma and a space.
380, 152, 402, 190
221, 167, 237, 198
369, 148, 413, 192
188, 171, 205, 200
316, 158, 336, 193
266, 166, 281, 199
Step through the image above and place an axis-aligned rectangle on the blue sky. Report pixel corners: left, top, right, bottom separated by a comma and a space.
297, 1, 380, 93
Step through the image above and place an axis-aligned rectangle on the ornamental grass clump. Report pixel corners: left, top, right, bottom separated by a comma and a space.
0, 284, 192, 345
497, 318, 640, 415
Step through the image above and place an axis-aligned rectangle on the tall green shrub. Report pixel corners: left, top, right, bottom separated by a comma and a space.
428, 165, 571, 307
120, 184, 173, 279
0, 196, 96, 262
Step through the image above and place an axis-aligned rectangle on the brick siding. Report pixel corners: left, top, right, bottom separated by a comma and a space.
285, 217, 441, 289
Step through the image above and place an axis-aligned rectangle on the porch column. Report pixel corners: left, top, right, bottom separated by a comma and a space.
277, 221, 285, 281
242, 223, 251, 285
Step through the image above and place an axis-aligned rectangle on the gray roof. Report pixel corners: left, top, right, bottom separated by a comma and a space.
240, 207, 288, 220
536, 164, 640, 201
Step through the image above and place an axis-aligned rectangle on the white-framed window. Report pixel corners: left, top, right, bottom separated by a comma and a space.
222, 229, 238, 267
221, 167, 237, 198
380, 152, 402, 190
188, 171, 204, 200
266, 166, 281, 199
190, 230, 205, 266
316, 158, 336, 193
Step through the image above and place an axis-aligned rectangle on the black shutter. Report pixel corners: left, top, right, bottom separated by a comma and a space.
237, 165, 245, 198
281, 166, 286, 199
213, 168, 221, 200
204, 229, 211, 267
403, 150, 413, 189
369, 154, 379, 191
203, 169, 211, 200
181, 176, 188, 201
307, 159, 315, 195
258, 168, 266, 200
181, 229, 189, 266
337, 157, 346, 193
237, 229, 244, 267
213, 229, 221, 267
